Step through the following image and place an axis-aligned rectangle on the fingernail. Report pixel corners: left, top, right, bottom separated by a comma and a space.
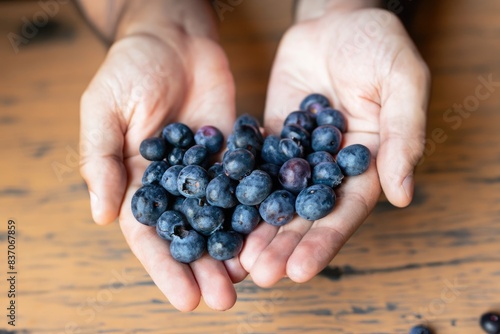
402, 173, 414, 200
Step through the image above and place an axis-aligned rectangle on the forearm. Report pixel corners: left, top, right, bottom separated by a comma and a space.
295, 0, 382, 22
76, 0, 218, 43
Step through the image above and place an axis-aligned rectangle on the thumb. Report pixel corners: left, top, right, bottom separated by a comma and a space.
79, 88, 127, 225
377, 53, 430, 207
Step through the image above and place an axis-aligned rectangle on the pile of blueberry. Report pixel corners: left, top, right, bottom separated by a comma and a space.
131, 93, 371, 264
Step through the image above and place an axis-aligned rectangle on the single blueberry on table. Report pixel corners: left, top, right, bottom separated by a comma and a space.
207, 230, 244, 261
182, 144, 208, 166
311, 125, 342, 154
181, 197, 208, 224
159, 165, 183, 196
142, 161, 169, 186
139, 137, 168, 161
207, 162, 224, 179
156, 210, 188, 241
284, 110, 317, 133
336, 144, 371, 176
227, 124, 263, 154
231, 204, 260, 234
236, 170, 273, 206
206, 174, 238, 208
191, 205, 225, 236
233, 113, 261, 131
261, 135, 287, 166
306, 151, 334, 167
300, 93, 331, 114
177, 165, 209, 198
295, 184, 336, 221
131, 185, 169, 226
279, 138, 304, 160
480, 312, 500, 334
312, 161, 344, 188
194, 125, 224, 154
281, 124, 311, 150
259, 190, 296, 226
170, 228, 206, 264
223, 148, 255, 180
409, 325, 433, 334
316, 107, 347, 133
167, 147, 185, 166
278, 158, 311, 194
162, 122, 194, 148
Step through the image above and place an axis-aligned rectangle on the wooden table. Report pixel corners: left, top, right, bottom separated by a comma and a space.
1, 1, 499, 333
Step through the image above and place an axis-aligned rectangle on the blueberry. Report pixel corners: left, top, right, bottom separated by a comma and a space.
181, 197, 208, 224
191, 205, 225, 236
283, 110, 316, 133
312, 162, 344, 188
142, 161, 169, 185
311, 125, 342, 154
207, 231, 244, 261
259, 190, 296, 226
171, 196, 185, 212
409, 325, 433, 334
131, 185, 169, 226
233, 114, 261, 131
316, 108, 347, 133
306, 151, 334, 167
279, 138, 304, 160
182, 144, 208, 166
300, 93, 330, 114
207, 162, 224, 179
261, 135, 287, 165
223, 148, 255, 180
206, 174, 238, 208
170, 228, 206, 264
295, 184, 336, 221
480, 312, 500, 334
177, 165, 209, 198
159, 165, 183, 196
257, 163, 280, 179
162, 122, 194, 148
194, 125, 224, 154
236, 170, 273, 206
231, 204, 260, 234
167, 147, 185, 166
227, 124, 263, 154
281, 124, 310, 150
139, 137, 168, 161
156, 210, 188, 241
336, 144, 371, 176
278, 158, 311, 194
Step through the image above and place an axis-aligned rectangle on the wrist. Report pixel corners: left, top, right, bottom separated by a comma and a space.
295, 0, 382, 22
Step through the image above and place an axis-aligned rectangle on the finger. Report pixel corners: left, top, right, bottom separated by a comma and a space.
190, 255, 237, 311
239, 223, 279, 272
80, 88, 127, 225
286, 134, 381, 283
378, 50, 430, 207
120, 157, 201, 311
250, 217, 312, 287
224, 258, 248, 284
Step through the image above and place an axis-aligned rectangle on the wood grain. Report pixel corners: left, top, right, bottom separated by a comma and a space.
1, 0, 499, 333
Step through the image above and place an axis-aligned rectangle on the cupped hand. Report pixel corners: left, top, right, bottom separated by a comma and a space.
79, 28, 247, 311
240, 8, 430, 286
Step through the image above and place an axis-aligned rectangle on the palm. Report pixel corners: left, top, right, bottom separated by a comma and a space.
86, 34, 244, 311
240, 9, 428, 286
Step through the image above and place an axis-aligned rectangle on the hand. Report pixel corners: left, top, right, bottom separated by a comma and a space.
240, 7, 430, 286
79, 5, 247, 311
